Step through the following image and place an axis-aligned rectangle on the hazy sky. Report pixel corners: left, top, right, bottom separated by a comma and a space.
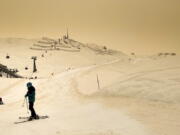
0, 0, 179, 54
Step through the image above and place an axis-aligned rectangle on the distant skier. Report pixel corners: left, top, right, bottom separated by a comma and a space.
0, 97, 4, 105
25, 82, 39, 120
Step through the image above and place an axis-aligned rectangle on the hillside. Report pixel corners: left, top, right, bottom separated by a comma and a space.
0, 38, 180, 135
74, 54, 180, 103
0, 37, 126, 78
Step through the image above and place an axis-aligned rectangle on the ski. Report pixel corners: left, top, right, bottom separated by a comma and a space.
14, 115, 49, 124
14, 119, 34, 124
19, 115, 49, 119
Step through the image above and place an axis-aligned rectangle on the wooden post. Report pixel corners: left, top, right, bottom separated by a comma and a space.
96, 74, 100, 90
67, 28, 69, 39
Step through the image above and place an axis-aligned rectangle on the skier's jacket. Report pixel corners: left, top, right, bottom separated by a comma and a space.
25, 86, 35, 102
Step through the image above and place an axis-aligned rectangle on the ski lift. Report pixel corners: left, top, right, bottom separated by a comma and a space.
6, 54, 10, 59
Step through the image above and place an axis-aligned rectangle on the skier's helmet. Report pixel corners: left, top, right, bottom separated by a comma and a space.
26, 82, 32, 88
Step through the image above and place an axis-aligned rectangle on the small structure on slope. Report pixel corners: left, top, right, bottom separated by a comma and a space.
0, 63, 22, 78
30, 30, 80, 52
0, 97, 4, 105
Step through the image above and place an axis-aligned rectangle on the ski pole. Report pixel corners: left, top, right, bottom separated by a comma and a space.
22, 97, 26, 107
25, 97, 29, 114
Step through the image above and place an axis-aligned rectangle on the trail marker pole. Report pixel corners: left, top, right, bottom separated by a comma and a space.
22, 98, 26, 107
96, 74, 100, 90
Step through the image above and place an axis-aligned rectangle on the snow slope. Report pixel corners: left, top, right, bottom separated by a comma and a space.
0, 38, 180, 135
75, 55, 180, 103
0, 38, 125, 78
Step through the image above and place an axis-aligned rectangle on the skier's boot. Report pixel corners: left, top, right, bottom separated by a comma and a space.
34, 115, 39, 120
28, 116, 34, 121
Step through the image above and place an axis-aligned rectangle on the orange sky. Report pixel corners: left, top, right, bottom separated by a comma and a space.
0, 0, 179, 54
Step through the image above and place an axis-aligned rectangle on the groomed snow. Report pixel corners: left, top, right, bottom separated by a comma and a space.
0, 38, 180, 135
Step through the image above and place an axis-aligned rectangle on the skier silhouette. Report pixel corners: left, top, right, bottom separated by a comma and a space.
25, 82, 39, 120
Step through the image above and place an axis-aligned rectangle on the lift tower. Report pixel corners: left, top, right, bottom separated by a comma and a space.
31, 56, 37, 73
